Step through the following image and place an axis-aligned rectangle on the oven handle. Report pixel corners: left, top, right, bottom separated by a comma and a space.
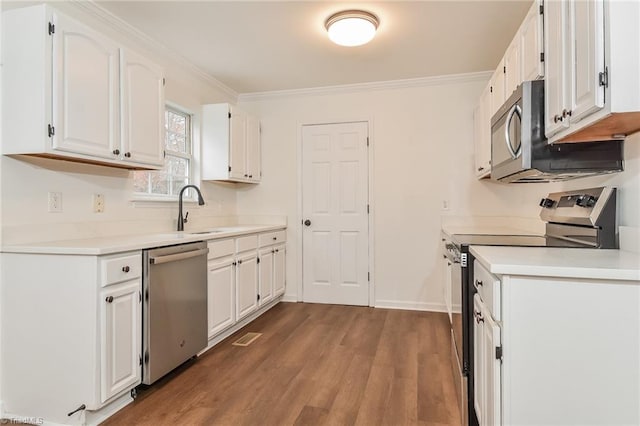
150, 248, 209, 265
504, 104, 522, 159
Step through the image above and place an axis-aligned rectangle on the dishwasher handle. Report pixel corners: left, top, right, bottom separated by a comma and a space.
149, 248, 209, 265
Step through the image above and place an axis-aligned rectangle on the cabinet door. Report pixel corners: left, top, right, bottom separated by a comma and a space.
207, 257, 235, 338
482, 305, 502, 426
473, 295, 484, 425
504, 39, 521, 99
236, 252, 258, 320
544, 0, 570, 137
258, 249, 274, 306
474, 83, 492, 178
229, 107, 247, 180
443, 255, 453, 321
569, 0, 605, 123
101, 279, 141, 403
120, 48, 165, 167
246, 114, 261, 182
52, 12, 119, 159
521, 0, 544, 81
489, 65, 506, 118
273, 245, 286, 296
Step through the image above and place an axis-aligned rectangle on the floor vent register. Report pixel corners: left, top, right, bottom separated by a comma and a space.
232, 332, 262, 347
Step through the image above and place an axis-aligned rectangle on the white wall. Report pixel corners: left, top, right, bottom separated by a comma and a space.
0, 2, 240, 245
237, 77, 640, 310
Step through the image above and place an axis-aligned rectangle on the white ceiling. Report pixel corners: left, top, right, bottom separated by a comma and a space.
97, 1, 532, 94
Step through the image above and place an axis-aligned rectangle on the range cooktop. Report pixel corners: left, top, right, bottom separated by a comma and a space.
451, 233, 593, 248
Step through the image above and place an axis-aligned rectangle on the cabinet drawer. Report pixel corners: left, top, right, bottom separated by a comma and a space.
259, 230, 286, 247
207, 238, 235, 259
474, 259, 501, 320
236, 235, 258, 253
101, 252, 142, 286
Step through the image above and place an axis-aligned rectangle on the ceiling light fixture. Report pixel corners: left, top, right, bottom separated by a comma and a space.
325, 10, 379, 47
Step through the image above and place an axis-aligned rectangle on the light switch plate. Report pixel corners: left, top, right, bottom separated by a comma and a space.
93, 194, 104, 213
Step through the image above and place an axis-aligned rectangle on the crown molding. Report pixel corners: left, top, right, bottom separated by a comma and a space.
67, 0, 238, 101
238, 71, 492, 102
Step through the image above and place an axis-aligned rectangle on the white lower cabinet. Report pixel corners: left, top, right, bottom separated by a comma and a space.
258, 248, 274, 306
101, 279, 142, 403
473, 258, 640, 426
207, 255, 236, 338
273, 244, 286, 297
236, 250, 259, 321
1, 251, 142, 424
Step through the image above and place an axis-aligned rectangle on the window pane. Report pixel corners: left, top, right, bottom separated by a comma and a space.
171, 177, 189, 196
150, 172, 169, 195
168, 156, 188, 177
168, 112, 186, 134
133, 172, 150, 193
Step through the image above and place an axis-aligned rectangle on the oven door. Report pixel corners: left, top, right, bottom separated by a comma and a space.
491, 92, 524, 180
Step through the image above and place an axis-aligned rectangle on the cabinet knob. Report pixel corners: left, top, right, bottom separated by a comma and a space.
244, 174, 248, 177
562, 109, 572, 118
553, 114, 561, 123
249, 175, 253, 178
112, 149, 120, 155
477, 167, 484, 172
275, 249, 279, 253
304, 219, 311, 227
272, 237, 277, 241
476, 279, 483, 287
122, 266, 130, 273
105, 296, 114, 303
237, 259, 243, 265
124, 152, 131, 158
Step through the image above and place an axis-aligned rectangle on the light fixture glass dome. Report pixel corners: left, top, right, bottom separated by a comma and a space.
325, 10, 379, 47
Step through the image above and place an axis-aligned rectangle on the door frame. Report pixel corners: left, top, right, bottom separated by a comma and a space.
296, 117, 375, 307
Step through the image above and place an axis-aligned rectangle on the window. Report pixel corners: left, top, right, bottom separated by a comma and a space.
133, 106, 194, 200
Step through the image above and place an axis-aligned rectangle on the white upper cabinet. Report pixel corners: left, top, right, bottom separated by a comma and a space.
503, 38, 521, 100
120, 48, 165, 167
202, 103, 262, 183
489, 65, 506, 118
474, 83, 492, 179
52, 12, 120, 160
520, 0, 545, 82
545, 0, 640, 143
1, 5, 165, 169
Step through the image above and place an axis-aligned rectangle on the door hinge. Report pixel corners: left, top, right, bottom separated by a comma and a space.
368, 272, 370, 282
366, 137, 369, 147
495, 346, 503, 360
162, 77, 166, 86
503, 66, 506, 74
139, 291, 142, 303
257, 294, 261, 301
163, 150, 166, 159
48, 22, 55, 35
257, 257, 260, 264
228, 112, 232, 119
367, 204, 370, 214
47, 124, 55, 138
540, 52, 545, 63
139, 354, 142, 366
539, 3, 543, 14
144, 350, 149, 364
490, 86, 493, 93
228, 166, 232, 172
599, 67, 608, 88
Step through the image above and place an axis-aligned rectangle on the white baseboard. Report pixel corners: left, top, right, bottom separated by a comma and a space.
375, 300, 447, 312
280, 295, 297, 303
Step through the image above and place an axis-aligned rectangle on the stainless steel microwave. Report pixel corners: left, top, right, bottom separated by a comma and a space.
490, 80, 624, 183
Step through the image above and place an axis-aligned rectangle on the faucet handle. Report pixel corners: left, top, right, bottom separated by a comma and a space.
184, 211, 189, 223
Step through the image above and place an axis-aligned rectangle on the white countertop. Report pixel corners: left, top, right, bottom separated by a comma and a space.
441, 225, 542, 237
470, 245, 640, 282
1, 224, 286, 256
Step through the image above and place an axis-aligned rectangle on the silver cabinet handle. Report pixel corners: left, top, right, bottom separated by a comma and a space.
504, 104, 522, 159
150, 248, 209, 265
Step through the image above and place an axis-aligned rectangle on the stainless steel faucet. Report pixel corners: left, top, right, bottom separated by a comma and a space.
177, 185, 205, 231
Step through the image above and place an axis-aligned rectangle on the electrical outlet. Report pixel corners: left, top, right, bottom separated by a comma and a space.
48, 192, 62, 212
93, 194, 104, 213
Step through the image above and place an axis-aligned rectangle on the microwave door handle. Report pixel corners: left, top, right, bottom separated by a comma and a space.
504, 104, 523, 159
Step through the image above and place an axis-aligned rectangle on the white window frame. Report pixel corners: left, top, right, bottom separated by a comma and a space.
132, 103, 200, 203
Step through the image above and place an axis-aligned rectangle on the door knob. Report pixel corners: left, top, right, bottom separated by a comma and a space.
304, 219, 311, 227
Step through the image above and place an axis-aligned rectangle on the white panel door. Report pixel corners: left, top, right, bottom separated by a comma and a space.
229, 107, 247, 180
544, 0, 570, 137
120, 48, 164, 166
302, 122, 369, 306
101, 279, 141, 403
258, 248, 274, 306
569, 0, 605, 123
504, 39, 521, 99
483, 306, 502, 426
489, 64, 506, 118
521, 0, 544, 82
207, 257, 235, 338
236, 252, 258, 320
473, 295, 485, 425
53, 12, 119, 158
273, 245, 286, 296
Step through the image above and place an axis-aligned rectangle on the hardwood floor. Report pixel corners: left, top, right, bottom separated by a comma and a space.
104, 303, 461, 426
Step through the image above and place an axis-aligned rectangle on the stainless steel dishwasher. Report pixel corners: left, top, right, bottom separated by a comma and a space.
142, 241, 209, 385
